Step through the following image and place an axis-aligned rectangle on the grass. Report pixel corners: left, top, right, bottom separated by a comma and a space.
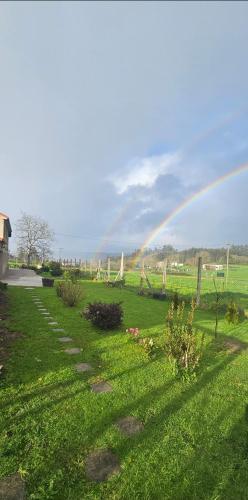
0, 280, 248, 499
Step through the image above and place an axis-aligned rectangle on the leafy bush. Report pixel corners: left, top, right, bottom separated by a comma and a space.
50, 261, 63, 277
225, 301, 244, 324
83, 301, 123, 330
60, 281, 83, 307
0, 281, 7, 291
165, 299, 204, 379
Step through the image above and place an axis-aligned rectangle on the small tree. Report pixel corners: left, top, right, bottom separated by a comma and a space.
165, 299, 204, 378
16, 213, 54, 265
213, 278, 224, 338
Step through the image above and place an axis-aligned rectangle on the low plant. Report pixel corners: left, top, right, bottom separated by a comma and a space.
0, 281, 7, 291
60, 281, 83, 307
83, 301, 123, 330
126, 328, 158, 358
139, 337, 157, 358
165, 299, 204, 379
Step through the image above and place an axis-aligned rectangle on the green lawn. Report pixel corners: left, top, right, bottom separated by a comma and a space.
1, 282, 248, 499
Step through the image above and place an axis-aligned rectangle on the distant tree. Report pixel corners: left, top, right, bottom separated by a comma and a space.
16, 213, 54, 265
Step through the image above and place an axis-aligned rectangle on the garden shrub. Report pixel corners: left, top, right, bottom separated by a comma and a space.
165, 299, 204, 379
50, 261, 63, 277
83, 301, 123, 330
60, 281, 83, 307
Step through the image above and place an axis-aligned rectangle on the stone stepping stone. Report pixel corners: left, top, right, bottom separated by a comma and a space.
44, 317, 53, 321
25, 287, 34, 290
91, 381, 112, 393
58, 337, 73, 343
85, 449, 120, 482
0, 472, 25, 499
52, 328, 65, 332
38, 308, 46, 311
41, 312, 50, 315
64, 348, 81, 355
116, 416, 144, 436
75, 362, 93, 372
48, 322, 58, 325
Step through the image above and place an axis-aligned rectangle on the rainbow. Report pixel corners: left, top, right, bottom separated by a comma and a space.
96, 108, 246, 257
132, 161, 248, 267
94, 201, 134, 259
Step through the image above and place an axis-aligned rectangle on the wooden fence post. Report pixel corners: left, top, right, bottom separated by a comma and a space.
196, 257, 202, 306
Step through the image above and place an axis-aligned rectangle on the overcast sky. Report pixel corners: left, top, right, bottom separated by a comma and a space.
1, 2, 248, 258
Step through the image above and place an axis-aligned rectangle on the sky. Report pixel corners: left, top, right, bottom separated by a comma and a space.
0, 1, 248, 258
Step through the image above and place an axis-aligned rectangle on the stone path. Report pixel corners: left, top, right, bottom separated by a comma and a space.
64, 348, 81, 355
26, 285, 143, 485
116, 416, 144, 436
85, 449, 120, 482
91, 381, 112, 393
75, 362, 93, 372
0, 473, 25, 499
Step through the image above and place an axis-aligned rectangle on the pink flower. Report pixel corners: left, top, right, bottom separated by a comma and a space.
127, 327, 140, 337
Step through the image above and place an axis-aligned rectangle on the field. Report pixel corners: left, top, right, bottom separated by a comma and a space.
0, 267, 248, 499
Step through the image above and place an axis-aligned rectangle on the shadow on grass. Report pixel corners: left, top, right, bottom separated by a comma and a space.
63, 338, 246, 456
163, 406, 248, 499
0, 375, 80, 411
